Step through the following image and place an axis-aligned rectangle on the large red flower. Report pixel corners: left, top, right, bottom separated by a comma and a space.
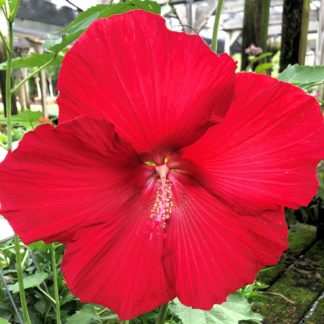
1, 10, 324, 320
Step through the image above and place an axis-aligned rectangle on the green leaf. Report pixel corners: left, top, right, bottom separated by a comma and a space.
93, 314, 119, 321
34, 299, 47, 315
45, 0, 161, 54
28, 240, 51, 252
278, 64, 324, 84
66, 305, 96, 324
254, 63, 273, 73
0, 318, 9, 324
62, 4, 108, 35
127, 0, 160, 13
248, 52, 273, 63
8, 0, 19, 21
0, 110, 42, 127
0, 1, 5, 7
61, 0, 160, 35
9, 272, 48, 293
169, 294, 263, 324
0, 53, 63, 71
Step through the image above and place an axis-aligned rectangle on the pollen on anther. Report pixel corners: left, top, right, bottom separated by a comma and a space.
150, 179, 173, 230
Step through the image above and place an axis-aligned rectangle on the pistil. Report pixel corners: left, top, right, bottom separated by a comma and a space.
146, 164, 174, 241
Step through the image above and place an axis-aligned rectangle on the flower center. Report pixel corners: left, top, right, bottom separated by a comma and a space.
155, 164, 169, 181
151, 164, 172, 224
144, 163, 174, 241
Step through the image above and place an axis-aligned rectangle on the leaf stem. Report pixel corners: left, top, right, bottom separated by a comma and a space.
37, 286, 56, 304
211, 0, 224, 53
0, 30, 10, 55
11, 56, 56, 94
51, 243, 61, 324
156, 303, 169, 324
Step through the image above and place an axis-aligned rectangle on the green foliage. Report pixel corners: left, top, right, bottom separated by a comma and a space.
245, 52, 273, 73
239, 282, 269, 301
288, 223, 317, 255
0, 127, 24, 145
8, 0, 19, 21
45, 0, 161, 54
28, 241, 51, 252
0, 238, 81, 323
0, 1, 160, 74
0, 318, 9, 324
169, 294, 263, 324
278, 64, 324, 85
247, 52, 273, 63
8, 272, 48, 293
257, 264, 287, 286
254, 63, 273, 74
63, 0, 160, 35
0, 111, 43, 129
318, 172, 324, 200
0, 54, 63, 71
65, 305, 96, 324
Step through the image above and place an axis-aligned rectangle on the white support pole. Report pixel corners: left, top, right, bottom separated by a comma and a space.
316, 0, 324, 65
316, 0, 324, 100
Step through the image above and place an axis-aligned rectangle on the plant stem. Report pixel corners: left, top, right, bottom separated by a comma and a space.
37, 286, 56, 304
5, 20, 13, 149
11, 56, 56, 94
156, 303, 169, 324
51, 243, 61, 324
29, 250, 57, 314
13, 237, 31, 324
211, 0, 224, 53
5, 16, 31, 324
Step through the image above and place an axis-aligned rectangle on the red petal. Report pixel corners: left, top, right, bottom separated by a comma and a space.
57, 10, 236, 153
0, 117, 142, 244
164, 182, 287, 309
182, 73, 324, 213
62, 188, 175, 320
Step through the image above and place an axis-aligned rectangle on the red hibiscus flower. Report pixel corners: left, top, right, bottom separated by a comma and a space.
0, 10, 324, 320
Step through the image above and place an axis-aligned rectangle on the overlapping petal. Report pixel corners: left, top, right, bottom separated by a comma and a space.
57, 10, 236, 153
0, 116, 143, 244
62, 185, 175, 320
182, 73, 324, 213
164, 181, 288, 309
